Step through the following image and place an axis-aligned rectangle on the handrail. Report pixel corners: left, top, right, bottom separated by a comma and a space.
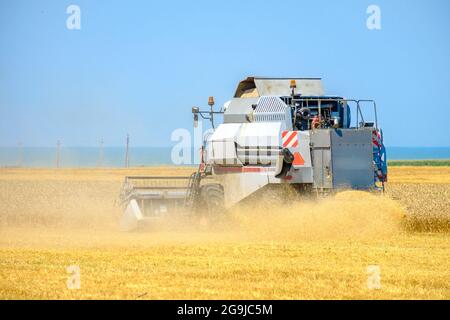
357, 99, 378, 131
291, 98, 377, 129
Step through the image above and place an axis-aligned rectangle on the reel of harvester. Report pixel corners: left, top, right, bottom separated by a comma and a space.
119, 167, 224, 231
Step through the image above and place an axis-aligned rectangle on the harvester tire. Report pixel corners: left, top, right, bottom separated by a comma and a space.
199, 183, 225, 217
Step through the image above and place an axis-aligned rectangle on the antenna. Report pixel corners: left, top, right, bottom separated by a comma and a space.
98, 138, 104, 167
56, 140, 61, 168
125, 134, 130, 168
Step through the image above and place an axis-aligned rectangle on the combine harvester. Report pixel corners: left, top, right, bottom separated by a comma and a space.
120, 77, 387, 231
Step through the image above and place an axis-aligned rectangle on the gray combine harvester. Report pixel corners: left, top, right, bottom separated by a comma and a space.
120, 77, 387, 231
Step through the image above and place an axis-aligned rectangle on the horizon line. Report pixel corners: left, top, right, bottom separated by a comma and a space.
1, 145, 450, 149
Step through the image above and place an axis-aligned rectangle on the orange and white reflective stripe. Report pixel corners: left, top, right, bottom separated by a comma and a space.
213, 166, 276, 174
372, 130, 381, 148
281, 131, 307, 167
281, 131, 298, 148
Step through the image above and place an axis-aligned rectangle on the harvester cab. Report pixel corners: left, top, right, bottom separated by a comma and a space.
119, 77, 387, 231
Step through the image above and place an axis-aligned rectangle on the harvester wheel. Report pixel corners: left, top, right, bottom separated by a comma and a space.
198, 183, 225, 218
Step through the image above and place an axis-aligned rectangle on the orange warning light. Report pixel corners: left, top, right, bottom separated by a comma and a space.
290, 79, 297, 89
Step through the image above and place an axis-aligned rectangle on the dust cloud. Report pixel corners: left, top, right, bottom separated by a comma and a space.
230, 190, 405, 241
0, 168, 411, 247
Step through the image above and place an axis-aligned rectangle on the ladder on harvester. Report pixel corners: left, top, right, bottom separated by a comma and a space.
184, 145, 208, 209
372, 129, 387, 191
183, 170, 202, 210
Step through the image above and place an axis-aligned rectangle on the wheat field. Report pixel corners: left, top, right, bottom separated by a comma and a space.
0, 167, 449, 299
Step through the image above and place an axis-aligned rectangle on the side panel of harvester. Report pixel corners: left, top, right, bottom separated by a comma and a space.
206, 121, 283, 208
205, 119, 315, 208
310, 128, 374, 189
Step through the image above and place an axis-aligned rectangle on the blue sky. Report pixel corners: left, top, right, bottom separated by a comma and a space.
0, 0, 449, 147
